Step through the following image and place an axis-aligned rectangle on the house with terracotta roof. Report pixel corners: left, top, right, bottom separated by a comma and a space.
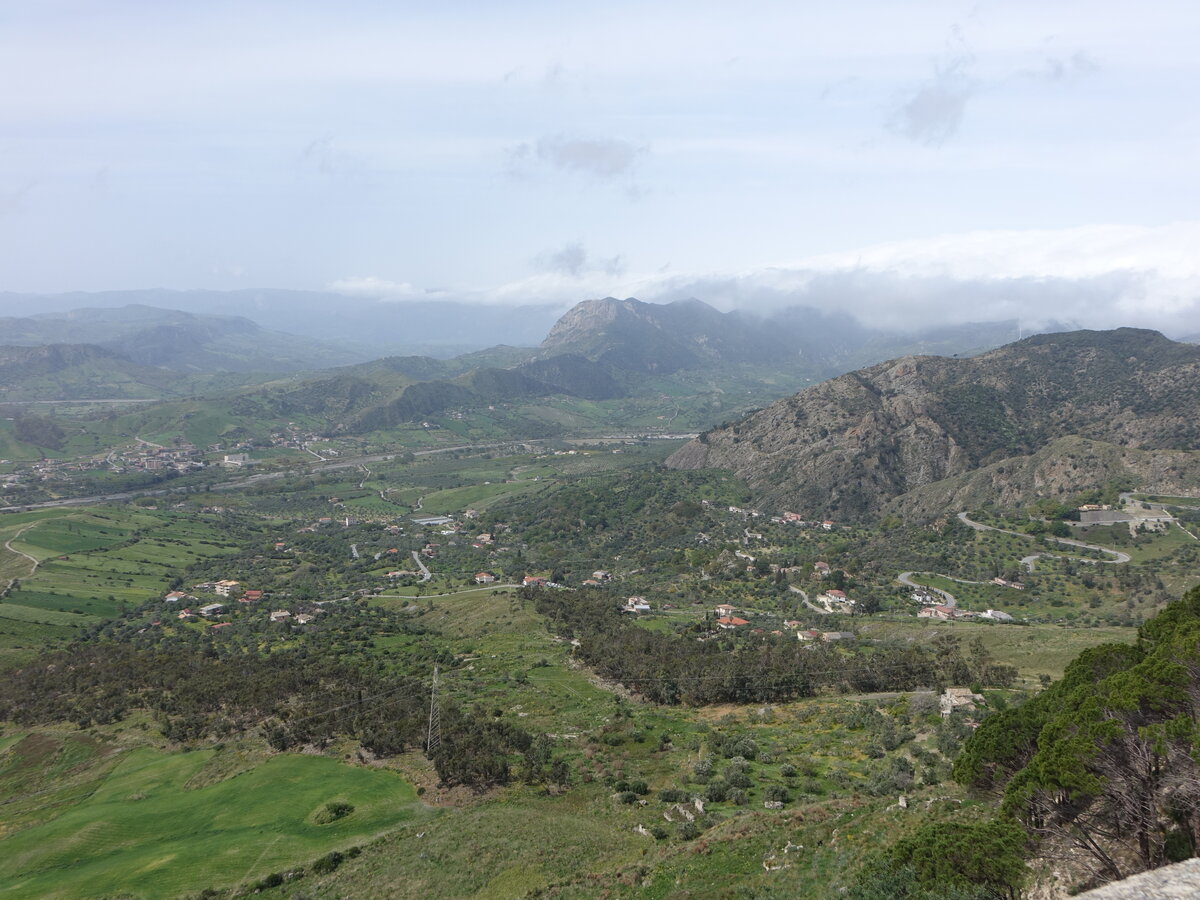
716, 616, 750, 629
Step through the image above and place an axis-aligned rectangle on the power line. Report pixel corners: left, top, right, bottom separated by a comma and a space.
426, 663, 441, 755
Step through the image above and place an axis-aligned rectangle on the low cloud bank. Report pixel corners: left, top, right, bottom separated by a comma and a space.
332, 223, 1200, 338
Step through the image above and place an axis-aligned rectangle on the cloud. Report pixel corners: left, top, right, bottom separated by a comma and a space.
534, 241, 626, 278
888, 53, 977, 145
631, 223, 1200, 336
300, 135, 365, 179
327, 276, 429, 300
331, 224, 1200, 338
506, 134, 647, 187
0, 180, 36, 216
1031, 50, 1099, 83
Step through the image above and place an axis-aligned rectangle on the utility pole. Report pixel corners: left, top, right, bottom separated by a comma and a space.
426, 664, 441, 756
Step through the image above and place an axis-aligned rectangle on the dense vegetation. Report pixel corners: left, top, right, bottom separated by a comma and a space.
955, 585, 1200, 883
532, 586, 1015, 704
0, 602, 535, 789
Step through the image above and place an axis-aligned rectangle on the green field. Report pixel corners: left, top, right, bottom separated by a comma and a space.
0, 507, 241, 667
859, 618, 1138, 682
0, 737, 431, 900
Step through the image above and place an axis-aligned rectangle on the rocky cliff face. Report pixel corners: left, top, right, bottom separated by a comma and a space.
666, 329, 1200, 520
540, 296, 792, 374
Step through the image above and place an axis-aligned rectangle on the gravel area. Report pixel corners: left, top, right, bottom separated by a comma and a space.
1077, 859, 1200, 899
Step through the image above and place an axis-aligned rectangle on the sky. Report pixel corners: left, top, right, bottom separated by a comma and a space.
2, 0, 1199, 333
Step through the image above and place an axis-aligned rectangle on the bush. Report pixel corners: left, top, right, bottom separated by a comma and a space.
658, 788, 689, 803
310, 851, 344, 875
727, 771, 752, 789
314, 801, 355, 824
704, 779, 729, 802
779, 763, 797, 778
616, 791, 637, 804
677, 821, 700, 841
730, 738, 758, 760
764, 785, 790, 804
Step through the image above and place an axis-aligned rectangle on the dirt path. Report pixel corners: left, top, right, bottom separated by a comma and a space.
2, 522, 42, 594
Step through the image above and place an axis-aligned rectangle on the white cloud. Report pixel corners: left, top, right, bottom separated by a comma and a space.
506, 135, 648, 189
343, 222, 1200, 336
533, 241, 626, 278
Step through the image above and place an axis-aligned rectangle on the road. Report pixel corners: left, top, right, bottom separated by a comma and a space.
411, 550, 432, 582
375, 583, 520, 600
1, 433, 697, 516
896, 572, 961, 607
1, 442, 515, 513
957, 511, 1130, 569
2, 522, 42, 593
788, 584, 830, 615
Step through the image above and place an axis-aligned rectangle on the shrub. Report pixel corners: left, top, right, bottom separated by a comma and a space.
764, 785, 790, 804
314, 801, 355, 824
704, 779, 729, 803
727, 771, 752, 789
310, 851, 344, 875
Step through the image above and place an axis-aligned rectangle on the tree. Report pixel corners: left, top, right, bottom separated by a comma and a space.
956, 587, 1200, 885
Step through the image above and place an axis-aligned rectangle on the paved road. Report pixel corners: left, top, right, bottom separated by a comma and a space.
411, 550, 432, 582
957, 511, 1130, 570
788, 584, 830, 615
897, 572, 961, 607
1, 434, 694, 516
375, 583, 519, 600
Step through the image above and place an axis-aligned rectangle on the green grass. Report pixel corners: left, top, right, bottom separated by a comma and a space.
0, 742, 431, 900
859, 618, 1137, 681
0, 507, 241, 652
416, 479, 550, 515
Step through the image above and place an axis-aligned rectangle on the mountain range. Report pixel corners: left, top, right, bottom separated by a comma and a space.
0, 305, 367, 376
667, 328, 1200, 520
539, 296, 1025, 376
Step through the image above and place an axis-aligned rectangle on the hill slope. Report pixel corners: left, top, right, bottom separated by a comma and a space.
667, 328, 1200, 520
0, 344, 189, 400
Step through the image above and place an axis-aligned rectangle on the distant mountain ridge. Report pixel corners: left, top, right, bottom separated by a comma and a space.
666, 328, 1200, 520
0, 290, 565, 356
0, 304, 365, 373
539, 296, 1027, 377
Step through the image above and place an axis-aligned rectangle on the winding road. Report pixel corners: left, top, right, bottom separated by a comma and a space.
788, 584, 830, 615
956, 511, 1130, 569
411, 550, 432, 582
2, 522, 42, 594
896, 572, 983, 608
895, 511, 1132, 611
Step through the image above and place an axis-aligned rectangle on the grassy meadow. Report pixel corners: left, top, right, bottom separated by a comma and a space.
0, 734, 430, 900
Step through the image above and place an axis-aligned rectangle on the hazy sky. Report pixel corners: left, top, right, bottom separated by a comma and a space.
3, 1, 1198, 331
